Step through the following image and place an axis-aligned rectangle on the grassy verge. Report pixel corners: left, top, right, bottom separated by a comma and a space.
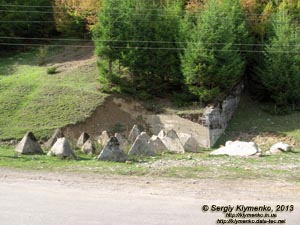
216, 95, 300, 151
1, 146, 299, 181
0, 48, 107, 140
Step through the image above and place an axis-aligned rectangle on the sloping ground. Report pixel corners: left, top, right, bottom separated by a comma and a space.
62, 95, 211, 149
146, 114, 209, 147
62, 96, 150, 140
4, 46, 299, 151
217, 95, 300, 150
0, 47, 213, 146
0, 46, 106, 140
0, 46, 210, 144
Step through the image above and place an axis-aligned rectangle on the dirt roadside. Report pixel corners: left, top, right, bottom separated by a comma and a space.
0, 168, 299, 202
0, 169, 299, 225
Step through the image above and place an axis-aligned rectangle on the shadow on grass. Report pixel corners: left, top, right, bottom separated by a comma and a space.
0, 49, 40, 76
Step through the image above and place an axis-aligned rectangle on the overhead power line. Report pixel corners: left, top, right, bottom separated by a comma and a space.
0, 10, 71, 14
0, 4, 284, 17
0, 21, 294, 26
0, 36, 285, 48
0, 7, 287, 18
1, 42, 300, 54
0, 4, 268, 15
0, 20, 56, 23
0, 4, 54, 8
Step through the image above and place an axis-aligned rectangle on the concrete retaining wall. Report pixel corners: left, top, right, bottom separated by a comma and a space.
146, 82, 244, 148
201, 82, 244, 147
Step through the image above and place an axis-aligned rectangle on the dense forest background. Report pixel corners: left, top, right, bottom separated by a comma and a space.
1, 0, 300, 113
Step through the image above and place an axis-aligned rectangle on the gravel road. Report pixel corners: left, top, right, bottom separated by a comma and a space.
0, 169, 299, 225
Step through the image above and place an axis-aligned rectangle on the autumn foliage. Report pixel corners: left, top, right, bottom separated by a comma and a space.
53, 0, 101, 37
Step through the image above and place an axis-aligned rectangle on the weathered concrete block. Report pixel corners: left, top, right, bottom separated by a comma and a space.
148, 135, 167, 153
16, 132, 43, 154
158, 130, 166, 139
98, 131, 110, 147
129, 133, 155, 156
128, 125, 141, 143
81, 139, 96, 155
76, 132, 90, 148
178, 133, 199, 152
161, 130, 185, 153
98, 137, 128, 162
114, 133, 130, 148
44, 128, 64, 149
48, 137, 76, 158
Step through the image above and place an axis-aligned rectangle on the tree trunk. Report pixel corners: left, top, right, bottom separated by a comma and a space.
109, 59, 112, 73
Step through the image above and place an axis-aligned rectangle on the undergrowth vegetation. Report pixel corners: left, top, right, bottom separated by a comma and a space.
217, 95, 300, 150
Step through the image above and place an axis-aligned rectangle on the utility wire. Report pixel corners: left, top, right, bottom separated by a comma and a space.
0, 4, 269, 15
0, 10, 272, 21
0, 21, 56, 23
0, 36, 293, 48
1, 42, 299, 53
0, 9, 284, 19
0, 9, 262, 16
0, 19, 294, 24
0, 4, 54, 8
0, 4, 283, 17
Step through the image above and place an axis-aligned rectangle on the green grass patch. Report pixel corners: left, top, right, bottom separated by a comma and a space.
216, 95, 300, 149
0, 48, 107, 139
0, 146, 299, 180
0, 146, 148, 175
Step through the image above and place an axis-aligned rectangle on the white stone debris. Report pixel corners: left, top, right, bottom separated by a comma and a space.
266, 142, 292, 155
210, 141, 260, 157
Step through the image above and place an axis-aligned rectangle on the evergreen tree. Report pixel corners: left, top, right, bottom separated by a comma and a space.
93, 0, 184, 98
121, 0, 184, 96
258, 9, 300, 109
180, 0, 249, 102
0, 0, 56, 50
93, 0, 130, 89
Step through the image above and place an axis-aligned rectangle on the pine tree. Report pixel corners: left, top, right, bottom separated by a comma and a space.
93, 0, 184, 97
258, 9, 300, 109
180, 0, 249, 102
120, 0, 184, 96
0, 0, 55, 39
92, 0, 130, 90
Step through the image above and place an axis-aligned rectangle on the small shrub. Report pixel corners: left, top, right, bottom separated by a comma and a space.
143, 101, 164, 113
136, 91, 153, 101
111, 122, 125, 133
47, 67, 58, 74
37, 46, 49, 65
172, 91, 198, 107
